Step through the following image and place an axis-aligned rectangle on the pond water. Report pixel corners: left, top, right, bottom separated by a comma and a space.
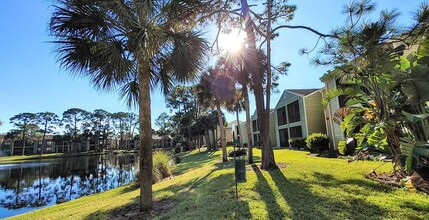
0, 153, 138, 219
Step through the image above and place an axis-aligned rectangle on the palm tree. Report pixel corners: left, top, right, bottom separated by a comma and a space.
219, 51, 255, 162
195, 68, 235, 161
225, 90, 244, 147
50, 0, 207, 211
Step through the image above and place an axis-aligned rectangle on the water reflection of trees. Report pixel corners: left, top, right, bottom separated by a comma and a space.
0, 154, 137, 213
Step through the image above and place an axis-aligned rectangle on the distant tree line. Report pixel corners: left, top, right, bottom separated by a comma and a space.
3, 108, 139, 155
156, 86, 226, 152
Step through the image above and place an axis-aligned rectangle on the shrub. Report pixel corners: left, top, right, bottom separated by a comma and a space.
228, 148, 247, 157
338, 138, 357, 156
174, 155, 182, 164
152, 150, 174, 183
306, 133, 330, 153
288, 137, 307, 149
319, 150, 339, 158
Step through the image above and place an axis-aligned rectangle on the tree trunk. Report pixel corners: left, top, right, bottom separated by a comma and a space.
205, 130, 210, 151
120, 120, 124, 149
387, 128, 402, 172
41, 121, 47, 155
138, 56, 153, 211
261, 0, 276, 169
243, 11, 276, 169
22, 124, 26, 156
216, 102, 227, 162
243, 85, 253, 163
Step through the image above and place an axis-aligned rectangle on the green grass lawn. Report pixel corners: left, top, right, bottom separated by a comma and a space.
9, 149, 429, 220
0, 153, 66, 164
0, 151, 109, 164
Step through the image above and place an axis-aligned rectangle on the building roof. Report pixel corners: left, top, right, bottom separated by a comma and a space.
287, 89, 319, 96
251, 109, 275, 119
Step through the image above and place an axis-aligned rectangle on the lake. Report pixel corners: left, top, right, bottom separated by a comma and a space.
0, 153, 138, 219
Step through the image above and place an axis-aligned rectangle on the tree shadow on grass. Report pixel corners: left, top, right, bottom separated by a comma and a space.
311, 171, 394, 195
158, 172, 251, 220
252, 165, 288, 219
118, 183, 139, 194
261, 167, 387, 219
173, 151, 217, 175
84, 169, 251, 220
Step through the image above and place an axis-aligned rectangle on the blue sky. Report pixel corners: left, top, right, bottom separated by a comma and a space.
0, 0, 425, 133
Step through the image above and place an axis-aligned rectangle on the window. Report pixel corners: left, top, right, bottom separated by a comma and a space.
252, 120, 259, 132
279, 128, 289, 148
287, 101, 300, 123
277, 107, 287, 126
253, 134, 260, 146
289, 126, 303, 138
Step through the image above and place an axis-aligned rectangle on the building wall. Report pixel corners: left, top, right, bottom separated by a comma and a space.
216, 125, 233, 144
230, 121, 249, 145
274, 91, 306, 148
269, 111, 277, 148
250, 110, 276, 148
325, 78, 345, 149
304, 91, 327, 135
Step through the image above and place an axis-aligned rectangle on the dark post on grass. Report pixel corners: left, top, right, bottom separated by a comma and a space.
234, 139, 246, 199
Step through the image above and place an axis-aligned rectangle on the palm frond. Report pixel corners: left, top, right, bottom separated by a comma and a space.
118, 75, 139, 109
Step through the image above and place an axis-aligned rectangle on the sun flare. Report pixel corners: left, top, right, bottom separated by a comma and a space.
218, 29, 246, 53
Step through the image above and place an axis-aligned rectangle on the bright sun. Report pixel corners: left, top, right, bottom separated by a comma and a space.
218, 29, 246, 53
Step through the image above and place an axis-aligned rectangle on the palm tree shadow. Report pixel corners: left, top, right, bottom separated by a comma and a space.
263, 167, 387, 219
85, 165, 252, 219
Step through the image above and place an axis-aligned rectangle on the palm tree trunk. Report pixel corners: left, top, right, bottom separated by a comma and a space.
243, 85, 253, 163
137, 56, 153, 211
216, 102, 227, 162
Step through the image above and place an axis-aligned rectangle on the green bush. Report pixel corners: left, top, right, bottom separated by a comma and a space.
306, 133, 330, 153
288, 137, 307, 149
338, 139, 356, 156
152, 150, 174, 183
227, 148, 247, 157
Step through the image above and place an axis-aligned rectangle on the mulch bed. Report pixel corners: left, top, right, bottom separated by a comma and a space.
366, 170, 429, 194
365, 171, 404, 187
107, 199, 176, 220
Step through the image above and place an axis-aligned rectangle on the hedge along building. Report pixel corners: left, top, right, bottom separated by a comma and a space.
251, 109, 277, 148
274, 89, 327, 148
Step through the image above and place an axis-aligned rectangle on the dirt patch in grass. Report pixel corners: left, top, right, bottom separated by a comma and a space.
246, 163, 288, 171
107, 199, 176, 220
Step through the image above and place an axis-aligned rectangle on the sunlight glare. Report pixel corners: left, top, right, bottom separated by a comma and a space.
218, 29, 246, 53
